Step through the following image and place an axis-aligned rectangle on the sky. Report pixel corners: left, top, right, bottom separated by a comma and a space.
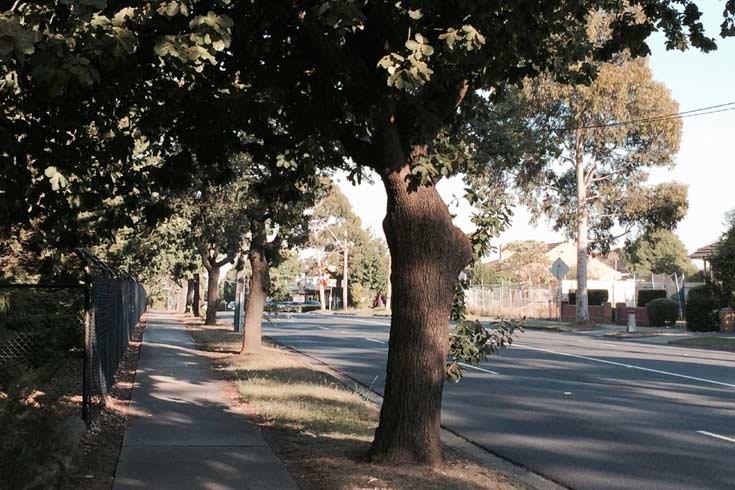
337, 1, 735, 258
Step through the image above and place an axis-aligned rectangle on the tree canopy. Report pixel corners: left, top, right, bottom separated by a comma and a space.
624, 228, 697, 277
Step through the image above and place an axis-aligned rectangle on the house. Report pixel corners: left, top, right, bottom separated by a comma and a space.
528, 241, 625, 281
689, 241, 719, 274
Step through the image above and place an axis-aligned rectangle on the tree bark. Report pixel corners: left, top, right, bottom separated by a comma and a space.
242, 223, 270, 353
575, 131, 590, 321
185, 278, 195, 314
205, 265, 220, 325
368, 153, 473, 466
192, 273, 201, 317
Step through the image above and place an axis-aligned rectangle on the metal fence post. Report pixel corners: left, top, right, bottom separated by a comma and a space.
82, 265, 92, 425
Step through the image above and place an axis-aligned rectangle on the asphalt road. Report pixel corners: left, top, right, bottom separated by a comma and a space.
229, 312, 734, 490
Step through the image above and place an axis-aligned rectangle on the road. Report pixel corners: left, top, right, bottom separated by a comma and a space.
230, 312, 734, 490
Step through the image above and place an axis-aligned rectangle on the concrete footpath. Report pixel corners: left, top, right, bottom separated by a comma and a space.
113, 312, 297, 490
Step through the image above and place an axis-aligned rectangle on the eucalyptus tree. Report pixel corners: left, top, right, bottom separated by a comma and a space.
519, 55, 687, 320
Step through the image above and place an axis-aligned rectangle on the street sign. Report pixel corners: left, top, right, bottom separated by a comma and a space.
550, 258, 570, 280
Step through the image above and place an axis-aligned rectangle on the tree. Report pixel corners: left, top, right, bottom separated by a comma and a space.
309, 181, 366, 310
270, 252, 304, 301
519, 54, 686, 321
351, 236, 390, 305
624, 229, 697, 277
239, 156, 324, 353
3, 0, 733, 467
470, 261, 513, 286
500, 241, 555, 285
709, 210, 735, 307
221, 2, 730, 465
187, 176, 250, 325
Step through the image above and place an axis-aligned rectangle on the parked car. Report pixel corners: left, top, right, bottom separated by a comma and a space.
300, 300, 321, 312
226, 301, 236, 310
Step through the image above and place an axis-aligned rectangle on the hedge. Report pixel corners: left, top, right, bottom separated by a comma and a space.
568, 289, 609, 306
646, 298, 678, 326
685, 286, 720, 332
637, 289, 667, 307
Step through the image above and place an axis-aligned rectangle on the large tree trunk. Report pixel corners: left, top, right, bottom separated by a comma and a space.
575, 133, 590, 322
205, 265, 220, 325
368, 159, 473, 466
192, 273, 201, 317
242, 224, 270, 353
185, 278, 195, 314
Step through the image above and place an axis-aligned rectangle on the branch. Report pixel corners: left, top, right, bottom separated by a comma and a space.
339, 136, 376, 169
197, 246, 213, 272
215, 254, 235, 268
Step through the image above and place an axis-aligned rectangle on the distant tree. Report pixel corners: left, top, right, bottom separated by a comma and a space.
470, 261, 513, 286
500, 241, 555, 285
709, 210, 735, 307
309, 181, 366, 310
624, 229, 697, 277
351, 236, 390, 303
270, 252, 304, 301
187, 177, 250, 325
520, 54, 686, 321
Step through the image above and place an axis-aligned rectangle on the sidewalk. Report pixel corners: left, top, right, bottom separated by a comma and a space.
113, 312, 297, 490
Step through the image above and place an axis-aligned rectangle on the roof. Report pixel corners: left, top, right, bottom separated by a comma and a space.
689, 242, 719, 260
544, 242, 566, 252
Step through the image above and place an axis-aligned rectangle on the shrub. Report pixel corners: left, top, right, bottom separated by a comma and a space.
568, 289, 609, 306
646, 298, 678, 326
637, 289, 667, 307
685, 287, 720, 332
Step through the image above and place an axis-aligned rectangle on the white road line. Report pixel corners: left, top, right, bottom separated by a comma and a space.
458, 362, 498, 375
317, 326, 329, 330
365, 338, 387, 345
515, 344, 735, 389
697, 430, 735, 443
348, 318, 391, 326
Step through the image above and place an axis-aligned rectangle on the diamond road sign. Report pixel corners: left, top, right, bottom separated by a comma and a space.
550, 258, 570, 280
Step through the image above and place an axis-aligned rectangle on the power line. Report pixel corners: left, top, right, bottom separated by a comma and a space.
575, 100, 735, 130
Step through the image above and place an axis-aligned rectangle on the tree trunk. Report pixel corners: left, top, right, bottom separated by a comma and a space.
368, 161, 473, 466
575, 132, 590, 322
192, 273, 201, 317
185, 278, 195, 314
205, 265, 220, 325
343, 246, 349, 309
319, 282, 326, 310
242, 223, 270, 353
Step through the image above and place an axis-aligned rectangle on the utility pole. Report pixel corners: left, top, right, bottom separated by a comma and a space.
342, 245, 349, 310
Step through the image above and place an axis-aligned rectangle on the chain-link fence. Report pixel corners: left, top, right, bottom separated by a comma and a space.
466, 284, 560, 319
77, 249, 146, 420
0, 250, 146, 423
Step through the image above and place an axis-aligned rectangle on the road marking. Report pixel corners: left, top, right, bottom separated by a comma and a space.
515, 344, 735, 389
458, 362, 498, 375
348, 318, 391, 326
317, 326, 329, 330
697, 430, 735, 443
365, 338, 387, 345
563, 392, 572, 395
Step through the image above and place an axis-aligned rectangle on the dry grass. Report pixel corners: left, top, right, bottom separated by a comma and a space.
188, 320, 519, 490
